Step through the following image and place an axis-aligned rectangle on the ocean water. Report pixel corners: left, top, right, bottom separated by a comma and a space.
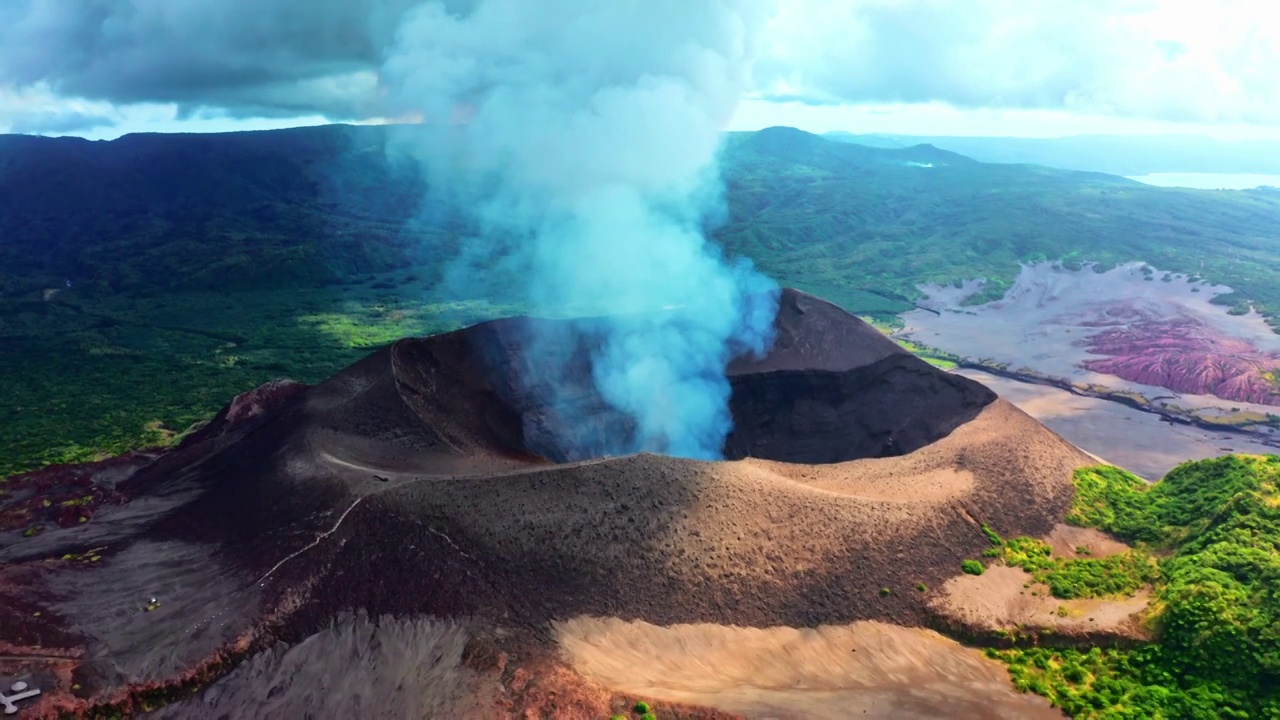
1128, 172, 1280, 190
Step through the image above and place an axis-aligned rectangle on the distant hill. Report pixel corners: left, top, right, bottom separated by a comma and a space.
0, 125, 435, 295
722, 126, 1280, 317
823, 131, 1280, 176
3, 123, 1280, 317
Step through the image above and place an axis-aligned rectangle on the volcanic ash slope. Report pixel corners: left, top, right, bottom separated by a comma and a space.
0, 288, 1089, 718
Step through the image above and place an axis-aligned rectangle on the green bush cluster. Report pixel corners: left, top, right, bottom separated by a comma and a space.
961, 559, 985, 575
981, 522, 1004, 546
1064, 465, 1159, 542
992, 646, 1268, 719
995, 458, 1280, 717
999, 535, 1156, 600
1038, 553, 1158, 600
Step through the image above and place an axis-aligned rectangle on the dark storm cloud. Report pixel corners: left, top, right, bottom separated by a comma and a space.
0, 0, 472, 118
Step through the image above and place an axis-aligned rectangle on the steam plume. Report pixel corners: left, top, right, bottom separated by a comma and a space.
382, 0, 778, 459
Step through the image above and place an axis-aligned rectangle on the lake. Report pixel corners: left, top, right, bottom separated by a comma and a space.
1128, 172, 1280, 190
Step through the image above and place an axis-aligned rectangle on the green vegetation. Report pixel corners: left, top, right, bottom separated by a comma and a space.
609, 699, 659, 719
894, 338, 960, 369
995, 457, 1280, 717
981, 522, 1003, 546
977, 524, 1157, 601
1064, 465, 1158, 542
720, 128, 1280, 326
0, 281, 520, 478
863, 317, 961, 368
998, 536, 1157, 599
961, 559, 985, 575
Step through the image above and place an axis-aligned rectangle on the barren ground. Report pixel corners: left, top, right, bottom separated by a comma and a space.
932, 567, 1150, 644
929, 526, 1152, 646
1044, 524, 1130, 559
956, 368, 1277, 480
555, 617, 1061, 719
901, 262, 1280, 415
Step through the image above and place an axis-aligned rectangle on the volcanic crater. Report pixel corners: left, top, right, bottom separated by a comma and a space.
0, 288, 1088, 718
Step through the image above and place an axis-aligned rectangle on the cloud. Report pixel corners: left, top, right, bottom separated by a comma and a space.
1, 0, 1277, 133
6, 108, 114, 134
0, 0, 440, 119
754, 0, 1280, 124
0, 84, 117, 134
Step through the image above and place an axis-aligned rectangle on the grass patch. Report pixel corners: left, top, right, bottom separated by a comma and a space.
982, 525, 1157, 600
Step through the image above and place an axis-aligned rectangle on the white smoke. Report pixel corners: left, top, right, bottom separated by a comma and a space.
382, 0, 779, 459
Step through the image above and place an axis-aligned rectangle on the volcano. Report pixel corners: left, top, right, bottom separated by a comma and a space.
0, 289, 1086, 718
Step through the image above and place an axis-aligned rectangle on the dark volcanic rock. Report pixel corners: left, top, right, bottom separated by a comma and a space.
724, 355, 995, 464
0, 287, 1082, 719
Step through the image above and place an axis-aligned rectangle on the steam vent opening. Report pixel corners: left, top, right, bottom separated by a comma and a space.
391, 288, 997, 465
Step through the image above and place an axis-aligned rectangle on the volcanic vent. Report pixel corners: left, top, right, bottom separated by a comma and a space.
390, 288, 996, 464
1, 288, 1089, 718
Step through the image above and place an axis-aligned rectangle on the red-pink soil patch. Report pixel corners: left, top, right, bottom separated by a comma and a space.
1080, 303, 1280, 405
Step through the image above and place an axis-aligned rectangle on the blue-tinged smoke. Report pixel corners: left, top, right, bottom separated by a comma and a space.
381, 0, 779, 459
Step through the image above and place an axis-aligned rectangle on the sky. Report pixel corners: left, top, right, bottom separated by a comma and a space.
1, 0, 1278, 141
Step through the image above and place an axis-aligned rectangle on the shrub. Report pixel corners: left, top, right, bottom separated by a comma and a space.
880, 587, 892, 595
916, 583, 928, 592
981, 522, 1004, 546
961, 559, 985, 575
633, 701, 651, 714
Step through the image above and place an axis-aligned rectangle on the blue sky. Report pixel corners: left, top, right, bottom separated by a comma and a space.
2, 0, 1278, 140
